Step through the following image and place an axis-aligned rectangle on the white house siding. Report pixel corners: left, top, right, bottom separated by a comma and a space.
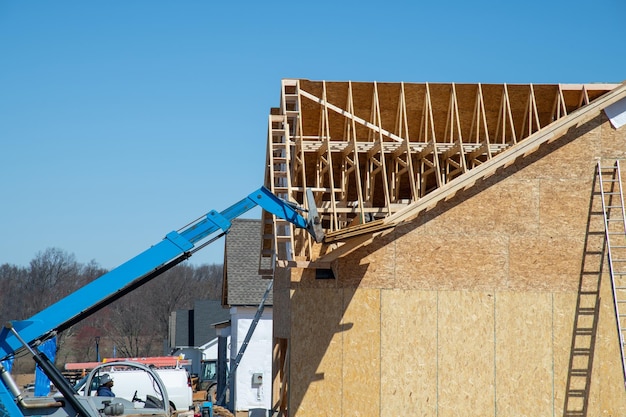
230, 306, 273, 413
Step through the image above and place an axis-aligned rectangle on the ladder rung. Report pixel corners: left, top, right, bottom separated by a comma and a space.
567, 389, 586, 397
571, 369, 589, 376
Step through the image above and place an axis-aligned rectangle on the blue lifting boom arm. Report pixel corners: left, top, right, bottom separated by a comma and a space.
0, 186, 323, 417
0, 186, 323, 362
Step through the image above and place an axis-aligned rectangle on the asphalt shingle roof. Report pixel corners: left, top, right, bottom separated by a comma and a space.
224, 219, 272, 306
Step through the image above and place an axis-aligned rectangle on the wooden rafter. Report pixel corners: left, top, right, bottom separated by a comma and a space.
467, 84, 492, 168
320, 81, 339, 231
342, 81, 365, 223
391, 82, 417, 203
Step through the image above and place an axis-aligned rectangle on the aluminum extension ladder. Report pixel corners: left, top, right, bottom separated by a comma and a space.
597, 160, 626, 388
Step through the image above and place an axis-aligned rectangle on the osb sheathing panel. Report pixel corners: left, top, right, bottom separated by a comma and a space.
438, 291, 495, 417
377, 83, 402, 134
341, 289, 381, 416
552, 292, 577, 416
508, 236, 582, 291
403, 178, 540, 237
507, 114, 601, 181
380, 290, 437, 416
495, 292, 553, 416
394, 233, 508, 292
591, 270, 626, 414
287, 287, 626, 416
336, 230, 396, 289
538, 178, 592, 239
403, 83, 427, 141
290, 288, 343, 416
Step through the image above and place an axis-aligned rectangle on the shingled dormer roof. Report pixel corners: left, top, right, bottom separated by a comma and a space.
223, 218, 273, 307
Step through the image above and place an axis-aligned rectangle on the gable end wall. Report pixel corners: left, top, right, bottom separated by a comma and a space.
280, 112, 626, 416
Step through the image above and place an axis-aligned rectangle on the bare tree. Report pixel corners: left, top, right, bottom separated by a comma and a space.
194, 263, 224, 300
0, 263, 28, 323
2, 250, 224, 365
2, 249, 81, 372
24, 248, 80, 316
55, 260, 109, 363
108, 296, 161, 357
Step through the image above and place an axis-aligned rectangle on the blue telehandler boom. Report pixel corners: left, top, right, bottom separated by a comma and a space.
0, 186, 323, 417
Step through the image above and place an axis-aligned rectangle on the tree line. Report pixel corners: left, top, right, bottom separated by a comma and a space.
0, 248, 223, 373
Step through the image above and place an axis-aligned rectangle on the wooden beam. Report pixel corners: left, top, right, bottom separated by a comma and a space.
299, 88, 406, 143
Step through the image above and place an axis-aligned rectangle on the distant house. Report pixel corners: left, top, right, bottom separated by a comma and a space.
221, 218, 274, 415
169, 300, 230, 349
169, 300, 230, 376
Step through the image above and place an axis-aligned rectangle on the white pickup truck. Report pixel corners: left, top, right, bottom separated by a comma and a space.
75, 361, 193, 413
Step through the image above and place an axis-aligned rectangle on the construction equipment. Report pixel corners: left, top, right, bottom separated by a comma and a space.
0, 186, 324, 417
66, 356, 194, 412
190, 359, 217, 401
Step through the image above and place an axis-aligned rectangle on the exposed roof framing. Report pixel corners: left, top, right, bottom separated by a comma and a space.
261, 79, 624, 266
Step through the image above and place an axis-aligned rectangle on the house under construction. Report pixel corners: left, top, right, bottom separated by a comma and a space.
260, 79, 626, 416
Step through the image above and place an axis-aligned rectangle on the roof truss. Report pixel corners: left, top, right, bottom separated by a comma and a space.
261, 79, 623, 267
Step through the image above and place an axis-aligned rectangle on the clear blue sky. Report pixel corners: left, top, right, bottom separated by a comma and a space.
1, 1, 624, 270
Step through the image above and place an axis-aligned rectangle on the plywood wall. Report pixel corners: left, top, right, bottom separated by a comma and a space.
277, 110, 626, 416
